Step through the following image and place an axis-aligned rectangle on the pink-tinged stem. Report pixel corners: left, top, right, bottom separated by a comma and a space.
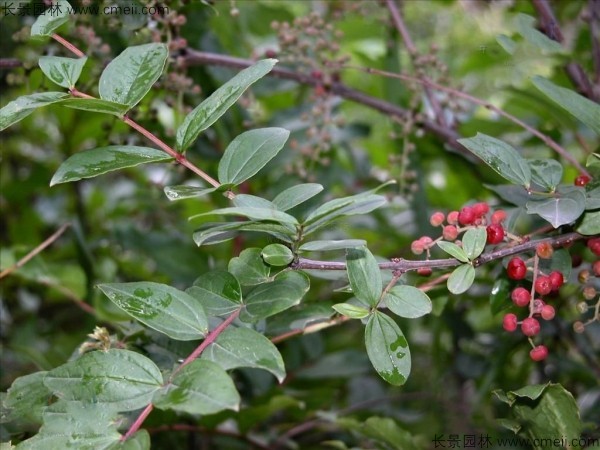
121, 404, 154, 441
51, 33, 85, 58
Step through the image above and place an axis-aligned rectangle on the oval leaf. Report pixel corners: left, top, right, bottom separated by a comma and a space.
154, 360, 240, 415
50, 146, 172, 186
31, 0, 72, 36
218, 128, 290, 185
462, 227, 487, 260
164, 185, 220, 201
189, 206, 299, 226
365, 312, 411, 386
332, 302, 371, 319
242, 271, 310, 322
228, 248, 271, 286
0, 92, 68, 131
384, 285, 432, 318
98, 282, 208, 340
261, 243, 294, 266
272, 183, 324, 211
60, 98, 129, 116
346, 247, 382, 307
202, 327, 286, 382
176, 59, 277, 152
39, 56, 87, 88
528, 159, 563, 191
457, 133, 531, 188
44, 349, 162, 411
526, 187, 586, 228
187, 270, 242, 317
447, 264, 476, 294
437, 240, 469, 263
299, 239, 367, 252
99, 43, 168, 109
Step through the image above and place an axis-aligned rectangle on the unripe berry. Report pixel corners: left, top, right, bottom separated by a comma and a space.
443, 225, 458, 241
507, 257, 527, 280
430, 212, 445, 227
548, 271, 564, 290
587, 238, 600, 257
458, 206, 475, 225
411, 240, 424, 255
486, 223, 504, 244
503, 313, 518, 332
491, 209, 507, 224
419, 236, 433, 247
583, 286, 597, 300
578, 269, 590, 284
576, 302, 589, 313
573, 321, 585, 333
521, 317, 541, 336
511, 287, 531, 307
265, 49, 277, 58
534, 276, 552, 296
530, 345, 548, 361
532, 298, 545, 315
541, 304, 555, 320
536, 242, 553, 259
472, 202, 489, 218
447, 211, 459, 225
574, 174, 591, 186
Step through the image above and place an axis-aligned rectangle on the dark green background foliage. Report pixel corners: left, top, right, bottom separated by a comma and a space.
1, 1, 599, 449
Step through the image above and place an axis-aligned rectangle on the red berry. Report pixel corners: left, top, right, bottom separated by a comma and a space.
507, 257, 527, 280
458, 206, 476, 225
522, 317, 541, 336
311, 70, 323, 80
486, 223, 504, 244
588, 238, 600, 257
574, 175, 591, 186
548, 271, 564, 290
417, 267, 432, 277
593, 260, 600, 277
419, 236, 433, 247
265, 49, 277, 58
411, 240, 424, 255
503, 313, 518, 332
511, 287, 531, 307
530, 345, 549, 361
491, 210, 507, 224
430, 212, 445, 227
443, 225, 458, 241
447, 211, 459, 225
536, 242, 553, 259
541, 304, 555, 320
472, 202, 490, 218
534, 276, 552, 296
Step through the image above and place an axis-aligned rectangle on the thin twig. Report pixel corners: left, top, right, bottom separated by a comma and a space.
51, 33, 85, 58
0, 58, 23, 69
349, 65, 590, 176
0, 223, 71, 280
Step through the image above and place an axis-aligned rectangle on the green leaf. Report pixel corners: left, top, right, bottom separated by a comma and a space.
108, 430, 150, 450
217, 128, 290, 185
228, 248, 271, 286
272, 183, 324, 211
462, 227, 487, 260
44, 349, 162, 411
30, 0, 72, 36
164, 185, 220, 201
577, 211, 600, 235
532, 76, 600, 135
176, 59, 277, 152
38, 56, 87, 88
189, 206, 299, 226
362, 416, 416, 450
515, 14, 564, 54
526, 186, 586, 228
202, 327, 286, 382
304, 194, 388, 235
242, 271, 310, 322
187, 271, 242, 317
60, 98, 130, 116
496, 34, 517, 54
50, 146, 172, 186
346, 247, 382, 307
528, 159, 563, 191
457, 133, 531, 188
436, 241, 469, 263
332, 302, 371, 319
99, 43, 168, 109
0, 92, 68, 131
4, 372, 50, 425
447, 264, 475, 294
154, 360, 240, 415
233, 194, 276, 209
384, 286, 432, 319
193, 221, 295, 246
490, 278, 511, 315
98, 282, 208, 340
261, 243, 294, 266
365, 312, 410, 386
299, 239, 367, 251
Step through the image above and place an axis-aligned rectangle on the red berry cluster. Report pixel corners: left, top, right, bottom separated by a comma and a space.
412, 202, 509, 257
503, 251, 565, 361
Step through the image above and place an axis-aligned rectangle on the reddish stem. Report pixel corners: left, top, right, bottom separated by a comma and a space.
121, 404, 154, 441
51, 33, 85, 57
